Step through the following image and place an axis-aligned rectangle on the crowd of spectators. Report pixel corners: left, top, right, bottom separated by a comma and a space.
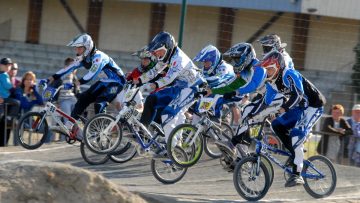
317, 103, 360, 167
0, 57, 81, 146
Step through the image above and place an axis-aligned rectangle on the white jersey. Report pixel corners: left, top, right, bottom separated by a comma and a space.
154, 47, 204, 88
139, 63, 168, 84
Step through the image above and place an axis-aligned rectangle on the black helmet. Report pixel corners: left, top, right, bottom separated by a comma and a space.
258, 34, 287, 55
146, 31, 176, 63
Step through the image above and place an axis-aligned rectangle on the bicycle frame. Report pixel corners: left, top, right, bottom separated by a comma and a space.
35, 84, 78, 138
252, 117, 326, 179
103, 85, 166, 158
184, 94, 224, 146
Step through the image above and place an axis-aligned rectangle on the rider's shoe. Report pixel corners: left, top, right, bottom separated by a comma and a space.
285, 173, 304, 187
215, 140, 236, 157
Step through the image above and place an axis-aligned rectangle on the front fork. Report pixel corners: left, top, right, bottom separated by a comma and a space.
184, 125, 204, 146
35, 111, 48, 132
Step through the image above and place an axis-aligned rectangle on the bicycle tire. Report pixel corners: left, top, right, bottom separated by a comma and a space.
151, 146, 188, 184
109, 122, 137, 163
80, 142, 110, 165
221, 104, 234, 125
166, 123, 204, 168
16, 111, 48, 150
83, 113, 122, 154
303, 155, 337, 198
233, 156, 271, 201
204, 123, 233, 159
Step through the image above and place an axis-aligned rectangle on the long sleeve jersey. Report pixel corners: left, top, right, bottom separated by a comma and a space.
52, 50, 125, 85
153, 47, 205, 89
264, 67, 326, 110
211, 59, 266, 95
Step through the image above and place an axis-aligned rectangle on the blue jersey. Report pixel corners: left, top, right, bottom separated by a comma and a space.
52, 50, 125, 85
238, 59, 267, 95
264, 67, 325, 110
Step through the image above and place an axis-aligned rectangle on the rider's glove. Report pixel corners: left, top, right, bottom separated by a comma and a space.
223, 91, 236, 100
39, 79, 49, 87
63, 83, 74, 90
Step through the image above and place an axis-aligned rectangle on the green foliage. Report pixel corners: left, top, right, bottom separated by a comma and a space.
352, 43, 360, 95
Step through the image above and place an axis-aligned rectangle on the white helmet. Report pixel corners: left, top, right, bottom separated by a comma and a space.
67, 33, 94, 59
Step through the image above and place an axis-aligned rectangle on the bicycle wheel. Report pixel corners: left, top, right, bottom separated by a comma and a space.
83, 113, 122, 154
151, 146, 188, 184
16, 111, 48, 150
233, 156, 271, 201
221, 104, 234, 125
204, 123, 233, 158
167, 123, 203, 168
80, 142, 110, 165
109, 122, 137, 163
302, 155, 337, 198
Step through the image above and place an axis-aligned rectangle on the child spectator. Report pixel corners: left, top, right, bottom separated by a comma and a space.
8, 63, 21, 88
49, 58, 80, 141
56, 58, 79, 117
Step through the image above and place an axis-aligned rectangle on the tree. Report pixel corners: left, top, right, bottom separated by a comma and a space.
352, 43, 360, 96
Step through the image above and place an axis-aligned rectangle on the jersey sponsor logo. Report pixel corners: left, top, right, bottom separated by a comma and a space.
109, 86, 118, 94
90, 64, 99, 72
173, 61, 177, 67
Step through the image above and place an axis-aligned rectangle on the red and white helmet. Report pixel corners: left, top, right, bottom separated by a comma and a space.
260, 51, 285, 81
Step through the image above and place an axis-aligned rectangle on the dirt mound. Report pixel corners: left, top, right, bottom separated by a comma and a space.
0, 160, 147, 203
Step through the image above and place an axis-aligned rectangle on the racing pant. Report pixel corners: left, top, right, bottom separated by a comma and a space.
71, 81, 123, 119
271, 106, 323, 173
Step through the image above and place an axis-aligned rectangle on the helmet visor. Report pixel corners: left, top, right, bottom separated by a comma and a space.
262, 45, 273, 54
230, 57, 242, 68
152, 45, 168, 61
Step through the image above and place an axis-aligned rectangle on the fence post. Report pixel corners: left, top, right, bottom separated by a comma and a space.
178, 0, 187, 48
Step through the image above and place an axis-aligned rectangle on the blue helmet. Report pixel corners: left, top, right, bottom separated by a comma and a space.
223, 42, 256, 73
146, 31, 176, 63
193, 45, 222, 75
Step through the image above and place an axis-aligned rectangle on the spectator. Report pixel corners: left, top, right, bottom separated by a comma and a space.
50, 58, 80, 141
55, 58, 79, 116
348, 104, 360, 167
0, 58, 20, 118
8, 63, 20, 88
317, 104, 352, 163
0, 58, 20, 146
13, 71, 43, 113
